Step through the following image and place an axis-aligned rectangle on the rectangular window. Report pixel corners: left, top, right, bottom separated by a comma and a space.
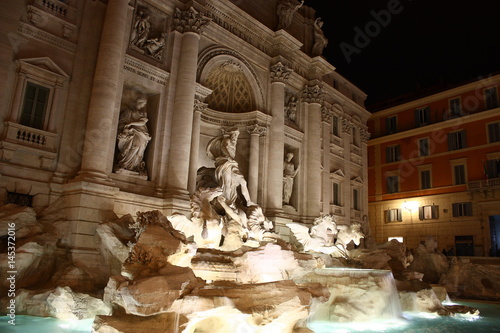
20, 82, 50, 130
448, 130, 467, 151
419, 138, 429, 156
415, 106, 430, 126
484, 87, 499, 109
488, 122, 500, 143
418, 205, 439, 220
6, 192, 33, 207
352, 127, 359, 147
332, 115, 339, 136
485, 159, 500, 179
421, 170, 431, 189
385, 208, 402, 222
452, 202, 473, 217
386, 145, 400, 163
449, 97, 462, 117
388, 236, 404, 243
386, 116, 397, 134
386, 175, 399, 194
353, 188, 359, 210
332, 182, 341, 206
454, 164, 466, 185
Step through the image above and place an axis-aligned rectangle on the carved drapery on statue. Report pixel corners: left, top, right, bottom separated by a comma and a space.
283, 151, 300, 206
276, 0, 304, 30
129, 3, 169, 61
114, 95, 151, 179
311, 17, 328, 57
169, 128, 277, 250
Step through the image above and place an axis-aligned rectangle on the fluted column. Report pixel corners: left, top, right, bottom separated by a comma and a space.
266, 62, 292, 212
303, 84, 324, 218
188, 99, 207, 194
321, 106, 332, 213
166, 8, 209, 197
77, 0, 130, 181
341, 118, 353, 214
247, 124, 267, 202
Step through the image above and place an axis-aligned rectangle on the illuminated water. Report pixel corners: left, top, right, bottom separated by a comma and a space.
0, 300, 499, 332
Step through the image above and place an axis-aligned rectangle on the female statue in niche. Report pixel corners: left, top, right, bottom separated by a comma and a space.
115, 96, 151, 178
283, 152, 300, 206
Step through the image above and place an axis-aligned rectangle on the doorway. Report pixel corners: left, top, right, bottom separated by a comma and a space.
490, 215, 500, 256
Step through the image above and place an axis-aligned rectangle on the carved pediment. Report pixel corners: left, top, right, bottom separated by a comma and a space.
17, 57, 69, 79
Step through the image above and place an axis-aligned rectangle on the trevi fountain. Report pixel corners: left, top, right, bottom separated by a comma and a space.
1, 129, 498, 333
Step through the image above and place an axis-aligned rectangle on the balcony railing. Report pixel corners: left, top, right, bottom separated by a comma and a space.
3, 122, 57, 151
468, 178, 500, 190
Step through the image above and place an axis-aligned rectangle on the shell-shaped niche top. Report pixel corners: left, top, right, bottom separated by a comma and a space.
204, 60, 256, 113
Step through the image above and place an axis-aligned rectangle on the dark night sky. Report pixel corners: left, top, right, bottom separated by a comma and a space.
304, 0, 500, 110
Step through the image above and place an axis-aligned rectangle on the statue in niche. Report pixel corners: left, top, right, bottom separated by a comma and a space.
285, 95, 298, 123
283, 152, 300, 206
206, 128, 255, 208
115, 96, 151, 178
144, 32, 167, 60
311, 17, 328, 56
276, 0, 304, 30
131, 11, 151, 49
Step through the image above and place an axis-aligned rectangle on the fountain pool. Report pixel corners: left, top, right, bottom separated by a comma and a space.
2, 301, 498, 332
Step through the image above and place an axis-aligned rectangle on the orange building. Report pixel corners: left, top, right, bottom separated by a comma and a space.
367, 74, 500, 256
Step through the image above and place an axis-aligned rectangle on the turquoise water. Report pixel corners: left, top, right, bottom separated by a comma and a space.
0, 300, 499, 332
308, 300, 500, 333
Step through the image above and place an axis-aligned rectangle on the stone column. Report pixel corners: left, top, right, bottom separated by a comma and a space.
166, 8, 209, 198
360, 128, 371, 235
266, 62, 291, 212
188, 99, 207, 194
247, 124, 267, 202
342, 118, 353, 214
321, 106, 332, 213
303, 84, 324, 219
77, 0, 130, 182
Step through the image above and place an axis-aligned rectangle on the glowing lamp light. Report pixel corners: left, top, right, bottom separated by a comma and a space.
402, 200, 419, 212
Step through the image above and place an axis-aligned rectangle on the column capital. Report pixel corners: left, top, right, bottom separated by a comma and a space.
193, 98, 208, 113
301, 84, 324, 104
270, 62, 292, 83
342, 118, 353, 133
360, 128, 371, 142
321, 105, 332, 122
173, 7, 210, 34
247, 123, 267, 137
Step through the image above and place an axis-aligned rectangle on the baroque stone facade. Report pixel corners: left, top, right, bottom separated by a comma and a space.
0, 0, 370, 266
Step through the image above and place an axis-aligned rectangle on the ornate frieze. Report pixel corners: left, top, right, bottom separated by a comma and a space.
301, 85, 324, 104
18, 22, 76, 54
270, 62, 292, 83
124, 55, 169, 85
204, 1, 272, 55
173, 7, 210, 34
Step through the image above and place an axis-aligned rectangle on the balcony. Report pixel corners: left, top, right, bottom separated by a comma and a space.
1, 122, 57, 169
467, 178, 500, 190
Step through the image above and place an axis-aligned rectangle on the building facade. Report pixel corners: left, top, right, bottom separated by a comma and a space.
0, 0, 370, 266
368, 74, 500, 256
